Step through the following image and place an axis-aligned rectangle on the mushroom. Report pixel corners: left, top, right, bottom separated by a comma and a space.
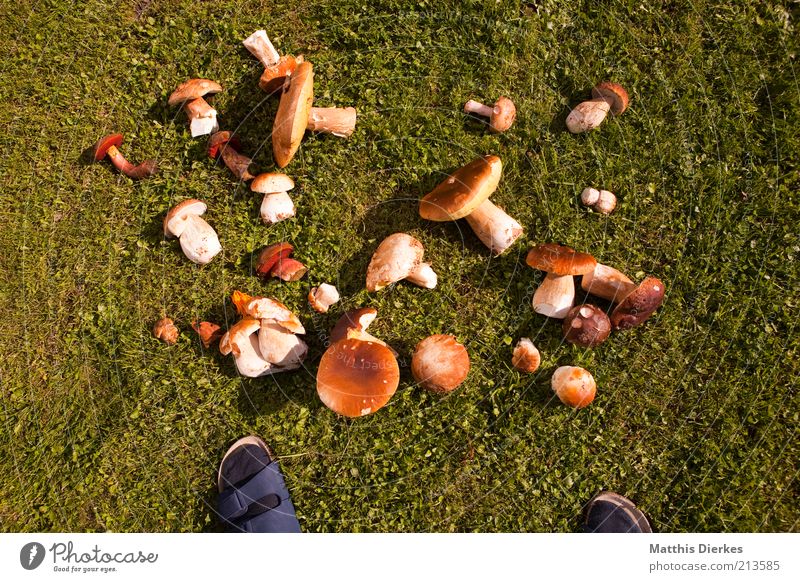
526, 243, 597, 319
610, 276, 665, 331
255, 242, 307, 281
260, 55, 304, 94
551, 366, 596, 408
242, 30, 280, 68
566, 82, 629, 134
330, 307, 395, 354
258, 319, 308, 370
308, 283, 340, 313
411, 334, 470, 393
251, 173, 296, 225
168, 79, 222, 137
219, 317, 273, 378
463, 96, 516, 133
365, 233, 437, 292
272, 61, 356, 168
419, 155, 522, 255
163, 199, 222, 265
232, 291, 305, 334
191, 320, 223, 348
512, 338, 540, 373
562, 304, 611, 348
208, 132, 255, 181
153, 317, 178, 345
580, 187, 617, 215
93, 134, 157, 180
580, 263, 635, 303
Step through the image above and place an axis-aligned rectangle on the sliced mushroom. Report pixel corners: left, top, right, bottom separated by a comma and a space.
191, 320, 223, 348
163, 199, 221, 265
260, 55, 304, 94
411, 334, 470, 393
242, 30, 280, 68
419, 155, 522, 255
256, 242, 307, 281
581, 263, 636, 303
258, 319, 308, 370
366, 233, 437, 292
208, 132, 255, 181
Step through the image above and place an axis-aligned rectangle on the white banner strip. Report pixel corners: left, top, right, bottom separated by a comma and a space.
1, 533, 797, 581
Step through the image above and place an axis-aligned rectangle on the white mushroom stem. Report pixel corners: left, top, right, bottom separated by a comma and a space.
178, 214, 222, 265
258, 320, 308, 370
184, 97, 219, 137
307, 107, 356, 137
406, 263, 438, 289
463, 99, 493, 118
532, 273, 575, 319
242, 30, 280, 68
260, 192, 295, 224
464, 199, 523, 255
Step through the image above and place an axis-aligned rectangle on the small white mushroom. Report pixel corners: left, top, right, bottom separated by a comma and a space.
242, 30, 280, 68
252, 173, 296, 225
581, 187, 617, 215
366, 233, 438, 292
308, 283, 340, 313
163, 199, 221, 265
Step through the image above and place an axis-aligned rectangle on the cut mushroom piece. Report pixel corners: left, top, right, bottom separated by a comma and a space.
316, 338, 400, 417
551, 366, 596, 408
153, 317, 179, 345
580, 263, 636, 303
580, 187, 617, 215
251, 173, 296, 225
208, 132, 256, 181
366, 233, 438, 292
526, 243, 597, 319
168, 79, 223, 137
242, 30, 280, 68
463, 96, 516, 133
258, 319, 308, 370
411, 334, 470, 393
566, 81, 629, 134
260, 55, 304, 94
255, 242, 307, 281
610, 276, 665, 331
163, 199, 221, 265
219, 317, 273, 378
512, 338, 540, 373
94, 134, 157, 180
272, 61, 356, 167
191, 320, 223, 348
419, 155, 522, 255
562, 304, 611, 348
308, 283, 340, 313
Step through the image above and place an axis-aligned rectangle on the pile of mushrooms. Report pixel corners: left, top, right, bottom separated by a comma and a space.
316, 308, 399, 417
163, 199, 221, 265
219, 291, 308, 377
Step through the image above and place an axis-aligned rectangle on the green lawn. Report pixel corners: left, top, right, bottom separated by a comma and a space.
0, 0, 797, 532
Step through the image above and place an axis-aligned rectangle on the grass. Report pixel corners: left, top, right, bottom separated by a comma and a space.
0, 0, 798, 532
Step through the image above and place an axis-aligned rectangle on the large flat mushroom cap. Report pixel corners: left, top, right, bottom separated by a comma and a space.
316, 338, 400, 417
611, 276, 665, 330
163, 199, 207, 237
411, 334, 470, 393
251, 172, 295, 193
272, 61, 314, 168
168, 79, 223, 106
591, 82, 629, 115
525, 243, 597, 275
366, 233, 424, 292
419, 155, 502, 221
94, 133, 124, 160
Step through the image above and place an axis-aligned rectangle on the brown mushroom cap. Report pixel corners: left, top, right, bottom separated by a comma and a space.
168, 79, 223, 107
411, 334, 470, 393
316, 338, 400, 417
255, 242, 294, 277
526, 243, 597, 276
94, 133, 124, 160
163, 199, 207, 237
610, 276, 665, 330
591, 82, 629, 115
272, 60, 314, 168
562, 304, 611, 347
490, 97, 516, 133
551, 366, 596, 409
419, 155, 502, 221
365, 233, 425, 292
330, 308, 378, 343
259, 55, 303, 94
251, 173, 295, 194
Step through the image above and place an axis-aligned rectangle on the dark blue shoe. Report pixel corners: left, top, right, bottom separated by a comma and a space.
583, 491, 652, 533
217, 436, 301, 533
